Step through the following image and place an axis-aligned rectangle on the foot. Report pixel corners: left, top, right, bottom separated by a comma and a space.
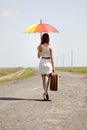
46, 94, 49, 100
43, 93, 49, 101
43, 93, 47, 101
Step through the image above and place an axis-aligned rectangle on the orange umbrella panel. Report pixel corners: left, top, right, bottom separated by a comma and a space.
25, 23, 58, 33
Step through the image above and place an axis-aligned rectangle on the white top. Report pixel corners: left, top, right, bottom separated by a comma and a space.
40, 45, 51, 57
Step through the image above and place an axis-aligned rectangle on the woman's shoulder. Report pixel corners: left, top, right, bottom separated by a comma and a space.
37, 44, 42, 51
49, 44, 53, 50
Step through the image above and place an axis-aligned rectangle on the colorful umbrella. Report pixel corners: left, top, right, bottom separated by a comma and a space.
25, 20, 58, 33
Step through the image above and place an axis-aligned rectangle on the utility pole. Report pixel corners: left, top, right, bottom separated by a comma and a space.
71, 51, 73, 67
56, 56, 58, 67
63, 55, 65, 67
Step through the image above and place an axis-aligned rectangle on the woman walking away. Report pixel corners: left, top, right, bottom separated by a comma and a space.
37, 33, 54, 101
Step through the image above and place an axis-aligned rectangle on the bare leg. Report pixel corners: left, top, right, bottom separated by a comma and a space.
41, 74, 47, 100
41, 74, 50, 100
41, 74, 46, 94
45, 74, 50, 95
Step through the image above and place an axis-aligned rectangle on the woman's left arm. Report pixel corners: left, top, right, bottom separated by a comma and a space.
49, 47, 55, 72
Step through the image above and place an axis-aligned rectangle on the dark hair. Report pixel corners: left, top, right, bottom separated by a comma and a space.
41, 33, 50, 44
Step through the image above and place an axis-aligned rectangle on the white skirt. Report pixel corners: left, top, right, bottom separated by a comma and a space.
39, 58, 52, 74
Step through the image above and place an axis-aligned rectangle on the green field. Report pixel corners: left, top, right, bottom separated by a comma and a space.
56, 67, 87, 74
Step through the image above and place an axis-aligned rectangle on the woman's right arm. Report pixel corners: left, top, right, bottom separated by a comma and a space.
37, 45, 42, 58
37, 49, 40, 58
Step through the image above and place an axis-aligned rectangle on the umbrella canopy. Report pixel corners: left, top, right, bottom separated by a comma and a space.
25, 22, 58, 33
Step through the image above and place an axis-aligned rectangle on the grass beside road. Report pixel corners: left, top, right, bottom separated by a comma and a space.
13, 68, 37, 80
56, 67, 87, 74
0, 68, 37, 83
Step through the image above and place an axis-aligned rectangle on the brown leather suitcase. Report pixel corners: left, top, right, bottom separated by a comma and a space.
50, 72, 58, 91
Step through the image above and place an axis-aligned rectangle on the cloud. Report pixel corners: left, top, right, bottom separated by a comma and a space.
0, 9, 20, 17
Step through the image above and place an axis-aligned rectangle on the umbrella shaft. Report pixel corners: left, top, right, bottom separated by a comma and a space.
40, 32, 42, 38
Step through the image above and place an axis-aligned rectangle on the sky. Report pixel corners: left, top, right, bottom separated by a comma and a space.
0, 0, 87, 67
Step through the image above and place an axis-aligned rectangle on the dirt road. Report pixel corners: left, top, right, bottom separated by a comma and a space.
0, 72, 87, 130
0, 69, 25, 81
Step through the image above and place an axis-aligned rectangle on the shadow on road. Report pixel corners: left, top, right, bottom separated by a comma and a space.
0, 97, 52, 102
